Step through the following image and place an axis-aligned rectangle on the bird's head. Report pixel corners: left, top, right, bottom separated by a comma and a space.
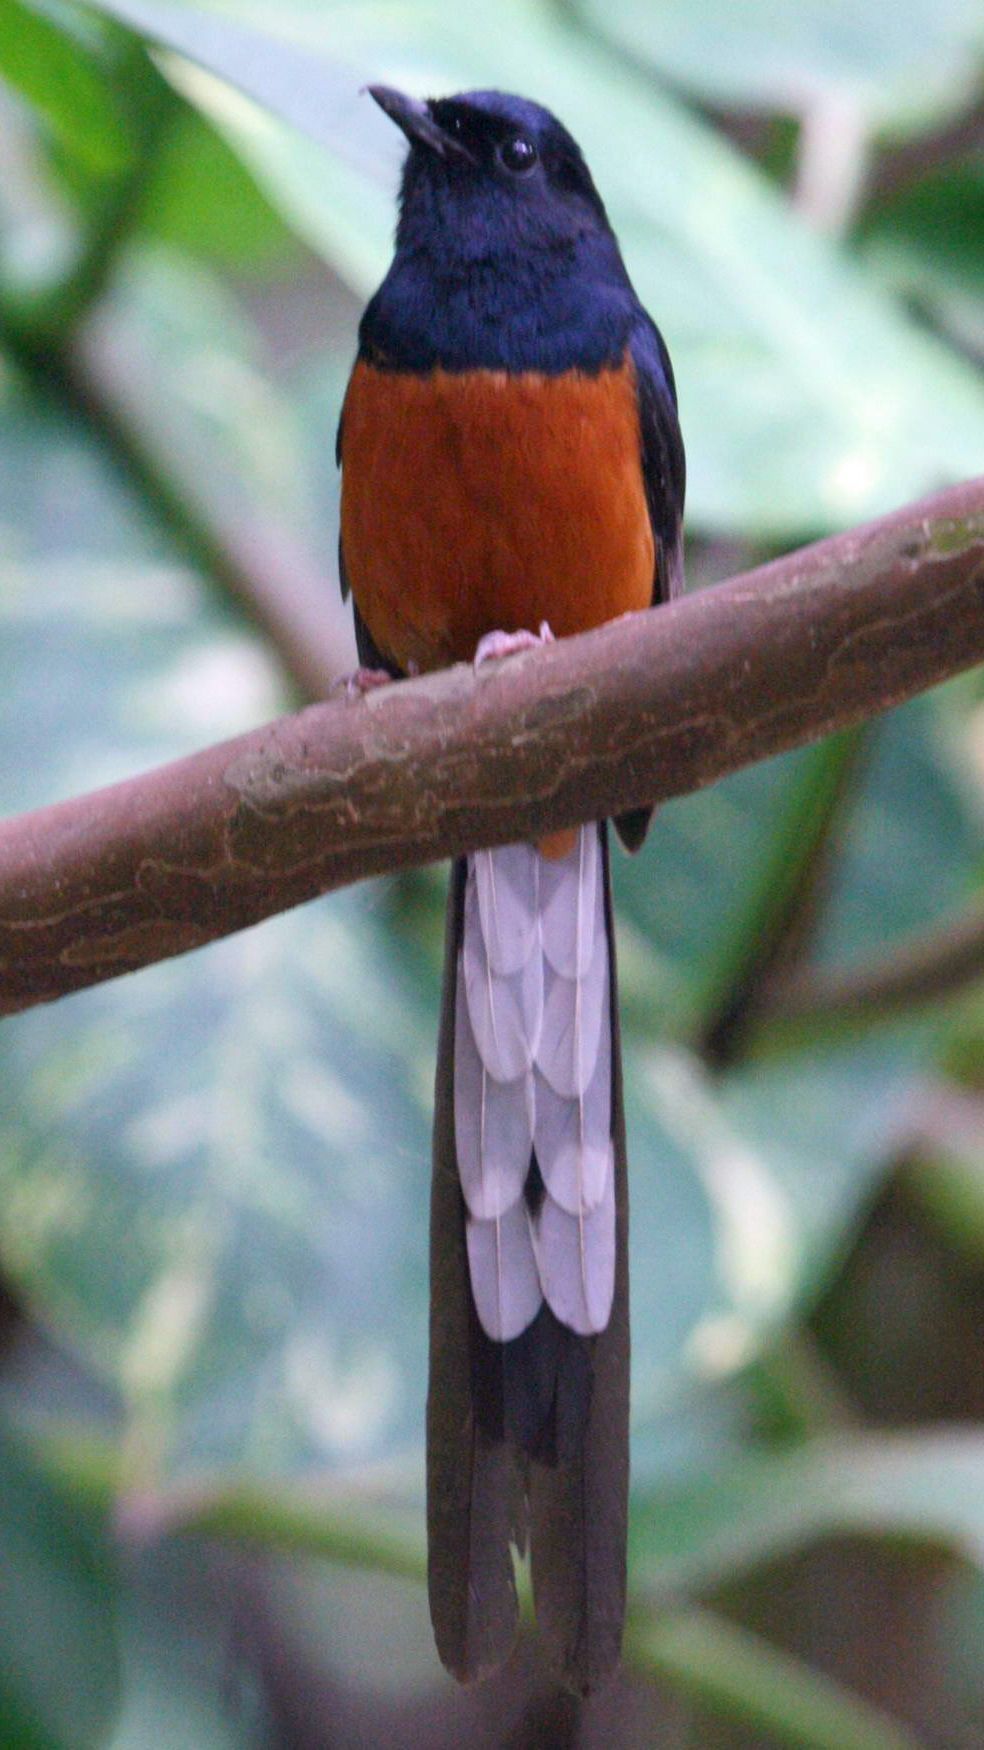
369, 86, 613, 264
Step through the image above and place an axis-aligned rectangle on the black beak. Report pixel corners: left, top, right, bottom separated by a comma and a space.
367, 85, 473, 162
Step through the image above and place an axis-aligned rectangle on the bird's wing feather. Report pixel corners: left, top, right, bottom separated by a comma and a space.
629, 314, 686, 608
615, 316, 687, 853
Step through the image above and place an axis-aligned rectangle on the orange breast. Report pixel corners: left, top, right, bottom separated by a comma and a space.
339, 357, 654, 674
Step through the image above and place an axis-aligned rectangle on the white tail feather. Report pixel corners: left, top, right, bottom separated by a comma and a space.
535, 940, 607, 1100
538, 830, 598, 978
462, 874, 543, 1081
466, 1200, 542, 1341
456, 826, 615, 1343
533, 1030, 610, 1214
474, 845, 540, 975
531, 1152, 616, 1335
454, 954, 534, 1219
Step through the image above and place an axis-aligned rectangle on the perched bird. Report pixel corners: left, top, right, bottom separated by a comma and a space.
337, 85, 685, 1695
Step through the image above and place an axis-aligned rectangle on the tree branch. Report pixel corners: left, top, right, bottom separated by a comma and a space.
1, 478, 982, 1016
763, 897, 984, 1025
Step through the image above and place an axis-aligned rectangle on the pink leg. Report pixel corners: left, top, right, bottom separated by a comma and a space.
473, 622, 554, 669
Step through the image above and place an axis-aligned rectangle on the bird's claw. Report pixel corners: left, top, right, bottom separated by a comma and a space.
334, 666, 392, 700
473, 622, 554, 669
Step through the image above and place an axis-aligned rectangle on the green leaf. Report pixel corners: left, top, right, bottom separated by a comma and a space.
624, 1030, 919, 1467
630, 1606, 921, 1750
863, 157, 984, 299
807, 693, 981, 973
0, 0, 133, 172
88, 246, 333, 553
40, 1427, 429, 1577
616, 747, 825, 1038
631, 1429, 984, 1594
80, 0, 984, 537
0, 314, 432, 1480
858, 157, 984, 359
571, 0, 984, 139
615, 694, 978, 1050
46, 91, 304, 275
940, 1570, 984, 1728
0, 1424, 118, 1749
139, 103, 304, 271
905, 1137, 984, 1264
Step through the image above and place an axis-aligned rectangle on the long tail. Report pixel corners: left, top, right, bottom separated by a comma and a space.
427, 824, 629, 1695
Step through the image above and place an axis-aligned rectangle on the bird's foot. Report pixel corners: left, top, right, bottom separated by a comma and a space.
473, 622, 554, 669
333, 666, 393, 700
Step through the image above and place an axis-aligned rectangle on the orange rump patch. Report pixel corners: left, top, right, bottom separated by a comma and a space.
339, 357, 654, 675
537, 828, 578, 861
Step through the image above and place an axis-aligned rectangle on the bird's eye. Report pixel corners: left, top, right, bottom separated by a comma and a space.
498, 134, 538, 175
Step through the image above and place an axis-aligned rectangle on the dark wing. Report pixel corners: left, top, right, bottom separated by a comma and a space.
614, 318, 686, 852
630, 313, 686, 605
336, 401, 351, 604
336, 380, 405, 679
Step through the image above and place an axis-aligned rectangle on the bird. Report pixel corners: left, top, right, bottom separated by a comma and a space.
336, 84, 685, 1696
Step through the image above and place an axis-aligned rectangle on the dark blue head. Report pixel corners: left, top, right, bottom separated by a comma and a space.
371, 87, 613, 262
362, 87, 641, 373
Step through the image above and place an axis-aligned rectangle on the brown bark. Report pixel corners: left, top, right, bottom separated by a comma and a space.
1, 478, 982, 1016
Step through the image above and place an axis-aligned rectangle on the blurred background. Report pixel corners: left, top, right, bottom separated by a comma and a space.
0, 1, 982, 1745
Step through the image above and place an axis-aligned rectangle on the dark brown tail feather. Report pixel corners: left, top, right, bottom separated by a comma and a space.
528, 825, 629, 1695
427, 839, 629, 1693
428, 858, 526, 1681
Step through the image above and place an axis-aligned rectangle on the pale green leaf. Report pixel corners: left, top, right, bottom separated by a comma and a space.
631, 1606, 922, 1750
632, 1429, 984, 1592
0, 0, 133, 172
0, 1426, 119, 1749
81, 0, 984, 536
572, 0, 984, 138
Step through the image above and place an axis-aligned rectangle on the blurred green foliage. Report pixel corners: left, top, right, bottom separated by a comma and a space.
0, 0, 981, 1744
